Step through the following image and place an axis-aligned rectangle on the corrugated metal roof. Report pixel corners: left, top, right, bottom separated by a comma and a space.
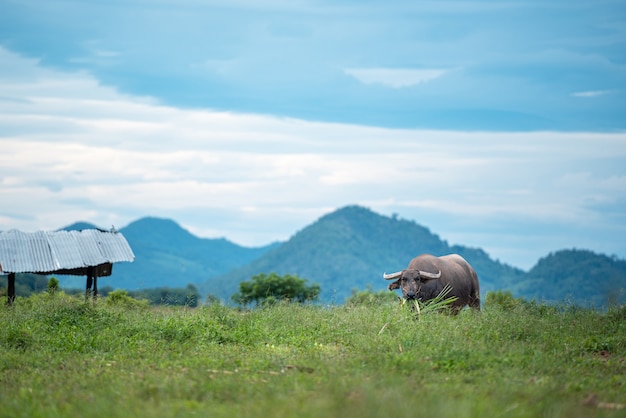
0, 229, 134, 274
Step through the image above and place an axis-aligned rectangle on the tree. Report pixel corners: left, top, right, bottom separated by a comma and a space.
232, 273, 321, 307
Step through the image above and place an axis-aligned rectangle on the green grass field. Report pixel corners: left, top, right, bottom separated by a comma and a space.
1, 293, 624, 417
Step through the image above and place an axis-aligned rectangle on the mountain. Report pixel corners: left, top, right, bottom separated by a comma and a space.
200, 205, 526, 303
519, 249, 626, 307
57, 207, 626, 307
61, 221, 104, 231
58, 217, 279, 290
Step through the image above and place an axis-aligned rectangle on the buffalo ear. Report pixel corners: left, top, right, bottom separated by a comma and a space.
388, 280, 400, 291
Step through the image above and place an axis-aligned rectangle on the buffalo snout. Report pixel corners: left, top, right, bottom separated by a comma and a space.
404, 291, 418, 300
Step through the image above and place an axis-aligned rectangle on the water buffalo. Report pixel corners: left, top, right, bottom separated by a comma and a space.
384, 254, 480, 312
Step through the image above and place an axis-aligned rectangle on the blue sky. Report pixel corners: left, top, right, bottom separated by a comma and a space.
2, 0, 625, 130
1, 0, 625, 270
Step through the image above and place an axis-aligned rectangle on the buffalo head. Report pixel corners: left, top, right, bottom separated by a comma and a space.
383, 269, 441, 301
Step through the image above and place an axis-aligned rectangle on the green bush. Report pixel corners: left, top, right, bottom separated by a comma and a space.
47, 277, 59, 295
130, 284, 201, 307
105, 289, 149, 309
484, 290, 526, 311
346, 286, 399, 306
232, 273, 321, 307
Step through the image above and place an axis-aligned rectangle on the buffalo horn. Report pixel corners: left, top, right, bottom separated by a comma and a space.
419, 270, 442, 280
383, 271, 403, 280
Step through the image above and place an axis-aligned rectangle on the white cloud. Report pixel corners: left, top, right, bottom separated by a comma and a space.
571, 90, 613, 98
344, 67, 451, 88
1, 46, 625, 268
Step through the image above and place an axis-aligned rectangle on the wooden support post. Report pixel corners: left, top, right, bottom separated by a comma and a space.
7, 272, 15, 305
93, 276, 98, 301
86, 267, 94, 300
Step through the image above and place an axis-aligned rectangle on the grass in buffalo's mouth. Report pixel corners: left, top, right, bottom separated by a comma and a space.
399, 284, 459, 317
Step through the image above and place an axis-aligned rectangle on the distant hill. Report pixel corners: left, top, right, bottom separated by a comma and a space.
519, 249, 626, 307
200, 205, 526, 303
61, 221, 104, 231
56, 206, 626, 307
58, 217, 278, 290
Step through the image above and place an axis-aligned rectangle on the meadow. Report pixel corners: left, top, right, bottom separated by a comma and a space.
1, 293, 624, 418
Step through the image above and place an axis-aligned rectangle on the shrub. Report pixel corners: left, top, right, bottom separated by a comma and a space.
47, 277, 60, 295
130, 284, 201, 307
484, 290, 526, 311
232, 273, 321, 307
205, 293, 222, 306
346, 286, 399, 306
105, 289, 149, 309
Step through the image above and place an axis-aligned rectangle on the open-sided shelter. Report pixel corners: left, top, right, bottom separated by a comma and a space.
0, 229, 134, 304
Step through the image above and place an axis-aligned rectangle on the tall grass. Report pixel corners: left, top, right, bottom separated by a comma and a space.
0, 292, 624, 417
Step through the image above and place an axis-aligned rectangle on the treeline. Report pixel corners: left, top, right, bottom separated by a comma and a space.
1, 274, 202, 307
114, 284, 202, 307
0, 273, 49, 297
519, 249, 626, 307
